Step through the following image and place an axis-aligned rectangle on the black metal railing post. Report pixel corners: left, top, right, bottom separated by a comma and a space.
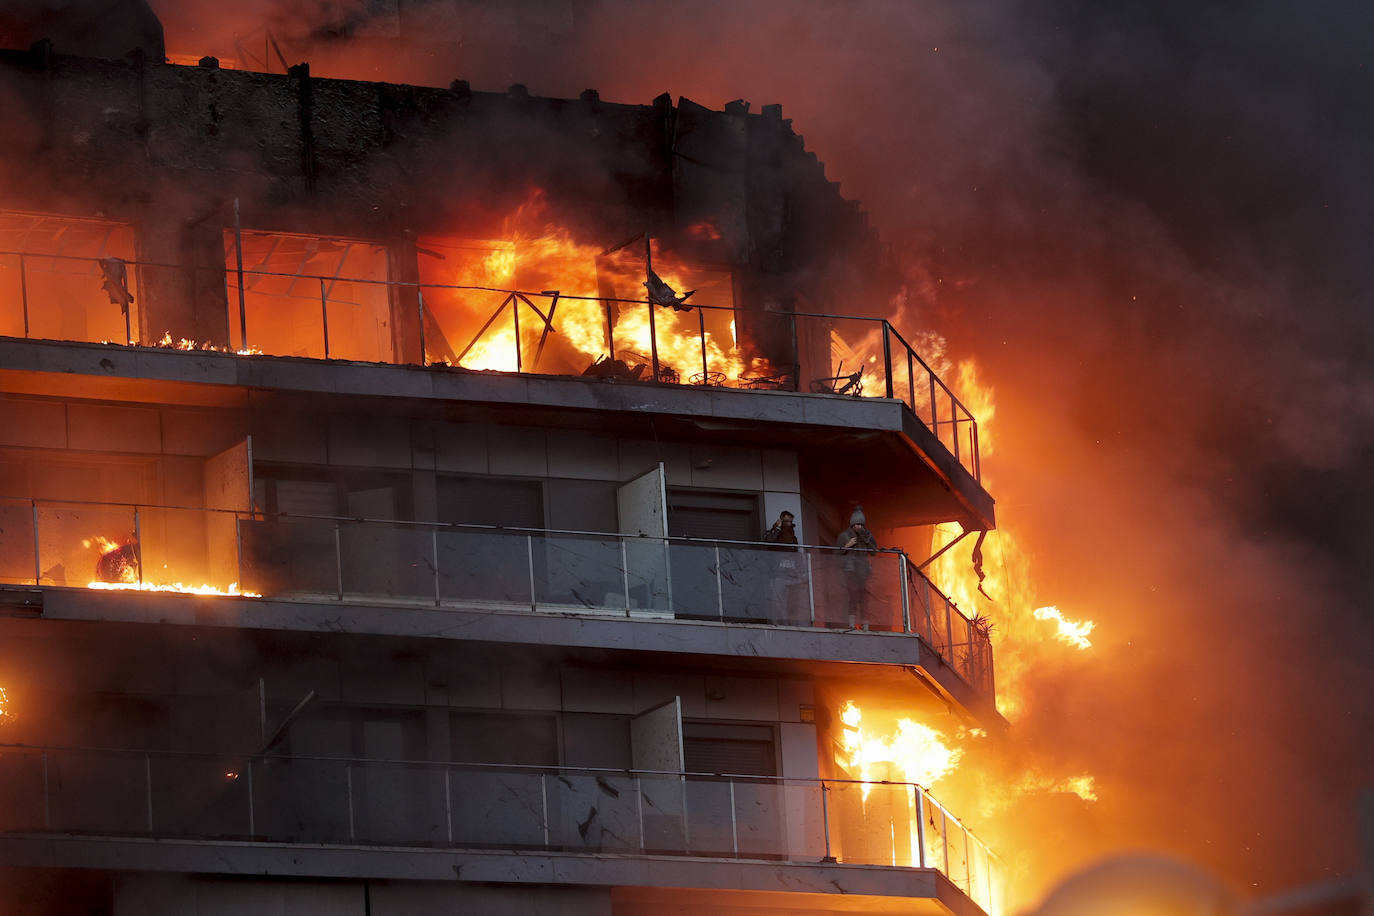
789, 312, 801, 392
318, 277, 330, 358
882, 321, 894, 399
233, 198, 248, 350
18, 254, 30, 338
697, 305, 708, 383
647, 302, 660, 381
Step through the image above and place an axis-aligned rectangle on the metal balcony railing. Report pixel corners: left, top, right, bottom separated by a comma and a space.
0, 497, 994, 696
0, 249, 981, 482
0, 743, 1004, 914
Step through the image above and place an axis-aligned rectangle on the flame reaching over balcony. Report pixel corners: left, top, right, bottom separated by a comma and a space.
835, 701, 962, 797
1033, 605, 1095, 650
975, 770, 1099, 820
917, 358, 1098, 717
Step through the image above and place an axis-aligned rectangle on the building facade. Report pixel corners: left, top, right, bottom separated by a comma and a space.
0, 23, 1001, 916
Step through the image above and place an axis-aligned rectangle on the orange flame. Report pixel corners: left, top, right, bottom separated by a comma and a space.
425, 190, 768, 384
976, 771, 1099, 820
82, 535, 121, 554
86, 581, 261, 597
0, 686, 12, 724
82, 532, 260, 596
892, 354, 1101, 914
1033, 605, 1095, 650
154, 330, 262, 356
836, 701, 963, 797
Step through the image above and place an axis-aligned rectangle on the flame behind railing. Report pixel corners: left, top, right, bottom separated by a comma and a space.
0, 250, 980, 482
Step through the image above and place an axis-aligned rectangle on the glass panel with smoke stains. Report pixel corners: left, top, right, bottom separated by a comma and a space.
0, 498, 36, 586
547, 771, 641, 852
47, 747, 148, 835
0, 747, 46, 832
435, 528, 532, 606
448, 767, 546, 849
533, 532, 627, 611
250, 754, 352, 843
731, 777, 789, 858
338, 520, 434, 604
683, 776, 736, 857
150, 752, 253, 839
239, 516, 339, 598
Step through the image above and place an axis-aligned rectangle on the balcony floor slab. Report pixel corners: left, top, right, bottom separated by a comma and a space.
0, 834, 985, 915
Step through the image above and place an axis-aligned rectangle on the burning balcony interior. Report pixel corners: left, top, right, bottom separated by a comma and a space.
0, 46, 982, 449
0, 18, 1008, 916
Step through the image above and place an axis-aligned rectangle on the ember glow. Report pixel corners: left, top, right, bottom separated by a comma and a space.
83, 533, 260, 596
86, 581, 261, 597
0, 686, 12, 724
1033, 605, 1095, 650
153, 330, 262, 356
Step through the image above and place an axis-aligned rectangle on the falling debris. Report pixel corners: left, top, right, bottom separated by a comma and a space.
971, 529, 992, 600
644, 264, 695, 311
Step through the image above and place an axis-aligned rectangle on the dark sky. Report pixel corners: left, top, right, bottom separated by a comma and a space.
149, 0, 1374, 905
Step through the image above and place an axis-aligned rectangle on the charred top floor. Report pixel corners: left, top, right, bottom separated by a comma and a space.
0, 37, 993, 532
0, 40, 882, 299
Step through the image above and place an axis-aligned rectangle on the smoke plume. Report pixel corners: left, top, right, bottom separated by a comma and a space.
148, 0, 1374, 907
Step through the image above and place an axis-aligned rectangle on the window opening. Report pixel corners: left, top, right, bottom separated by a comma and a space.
0, 210, 139, 344
225, 230, 391, 362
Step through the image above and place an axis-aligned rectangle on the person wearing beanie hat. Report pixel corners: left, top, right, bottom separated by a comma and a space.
835, 505, 878, 627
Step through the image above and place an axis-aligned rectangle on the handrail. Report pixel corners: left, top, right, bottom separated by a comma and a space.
2, 492, 902, 556
0, 741, 932, 788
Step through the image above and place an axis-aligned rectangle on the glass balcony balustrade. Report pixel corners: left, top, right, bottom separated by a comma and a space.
0, 743, 1004, 915
0, 497, 993, 695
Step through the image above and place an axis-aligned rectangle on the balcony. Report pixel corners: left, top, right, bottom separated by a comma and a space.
0, 744, 1005, 915
0, 245, 982, 484
0, 497, 993, 697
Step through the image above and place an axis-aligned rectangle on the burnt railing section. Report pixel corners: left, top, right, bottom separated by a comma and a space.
0, 497, 994, 697
0, 251, 981, 483
0, 744, 1004, 914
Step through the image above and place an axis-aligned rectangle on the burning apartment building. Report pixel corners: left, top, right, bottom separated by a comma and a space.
0, 5, 1004, 914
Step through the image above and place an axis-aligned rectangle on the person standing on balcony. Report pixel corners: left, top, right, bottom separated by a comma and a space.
836, 506, 878, 628
763, 510, 803, 622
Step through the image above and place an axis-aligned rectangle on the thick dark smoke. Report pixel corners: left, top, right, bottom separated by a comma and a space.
147, 0, 1374, 906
